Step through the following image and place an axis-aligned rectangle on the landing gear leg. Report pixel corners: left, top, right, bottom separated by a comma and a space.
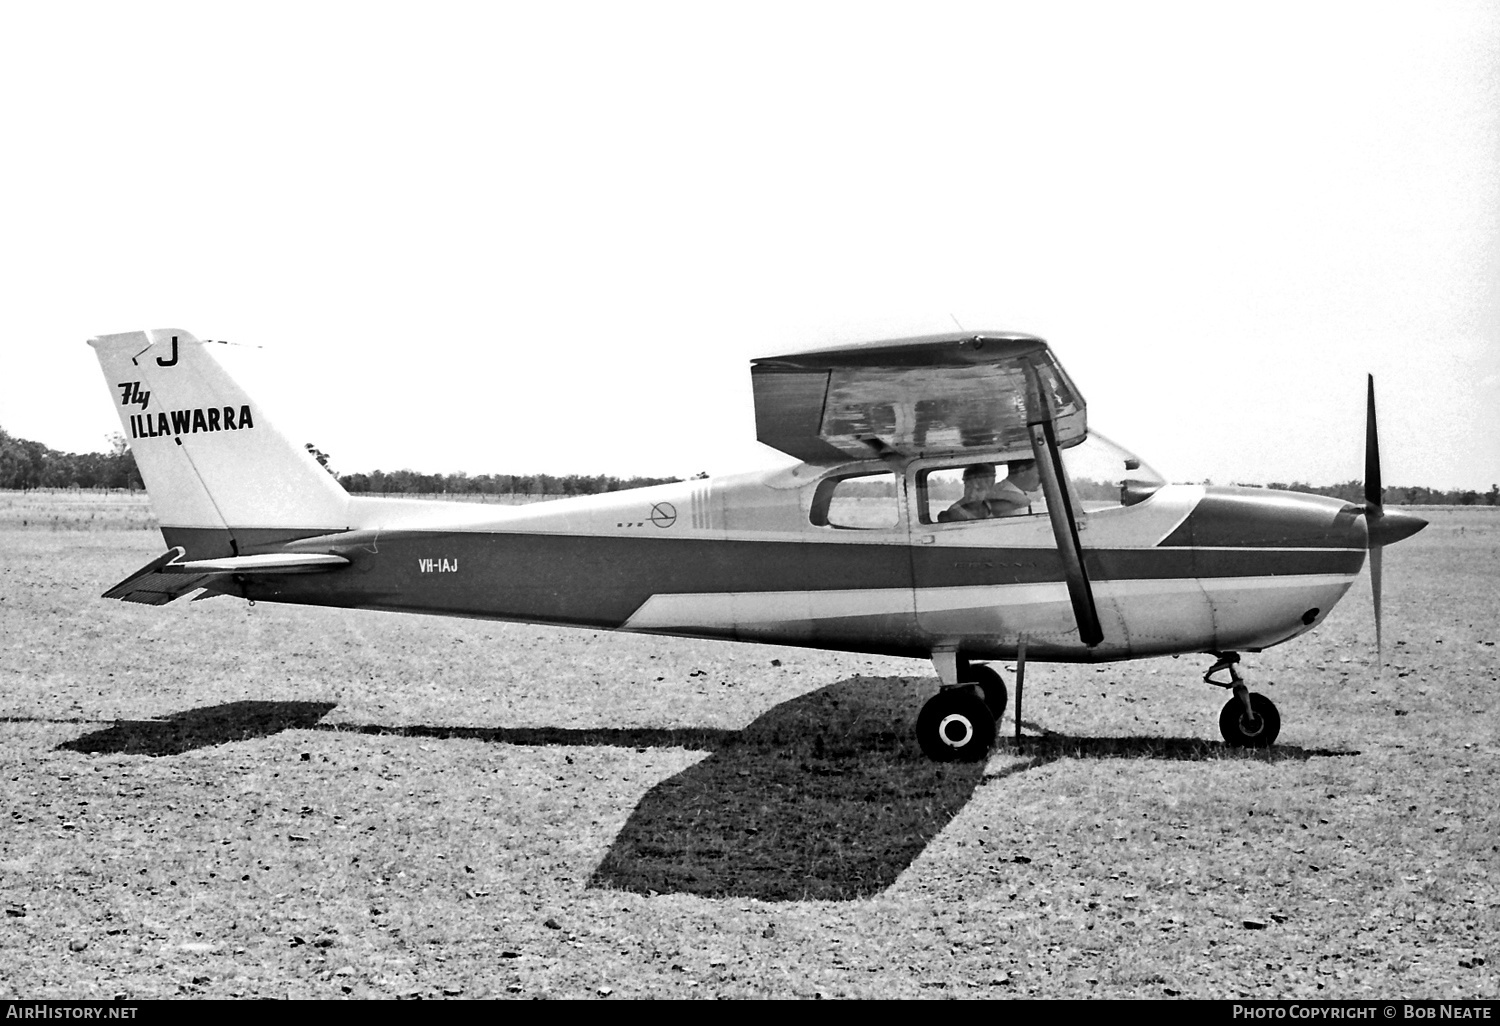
1013, 637, 1027, 752
1204, 652, 1281, 748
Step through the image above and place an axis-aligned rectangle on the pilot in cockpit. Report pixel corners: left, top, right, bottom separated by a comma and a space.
939, 460, 1041, 521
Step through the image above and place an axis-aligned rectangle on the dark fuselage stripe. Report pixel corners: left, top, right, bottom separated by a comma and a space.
234, 529, 1365, 629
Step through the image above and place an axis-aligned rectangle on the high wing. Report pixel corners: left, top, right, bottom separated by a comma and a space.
752, 331, 1103, 647
751, 332, 1087, 464
102, 548, 349, 605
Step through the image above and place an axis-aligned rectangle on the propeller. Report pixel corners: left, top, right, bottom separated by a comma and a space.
1359, 375, 1428, 667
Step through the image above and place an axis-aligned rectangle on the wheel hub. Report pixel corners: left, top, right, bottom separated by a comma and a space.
937, 713, 974, 748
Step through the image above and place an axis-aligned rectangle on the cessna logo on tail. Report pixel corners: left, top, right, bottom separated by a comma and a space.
128, 405, 256, 440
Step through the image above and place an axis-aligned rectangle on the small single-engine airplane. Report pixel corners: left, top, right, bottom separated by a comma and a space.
90, 329, 1427, 761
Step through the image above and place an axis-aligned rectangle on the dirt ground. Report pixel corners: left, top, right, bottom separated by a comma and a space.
0, 494, 1495, 999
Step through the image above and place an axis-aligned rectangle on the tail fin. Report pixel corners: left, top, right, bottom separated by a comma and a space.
89, 329, 349, 557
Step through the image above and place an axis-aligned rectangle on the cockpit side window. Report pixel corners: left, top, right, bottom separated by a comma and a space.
916, 460, 1049, 525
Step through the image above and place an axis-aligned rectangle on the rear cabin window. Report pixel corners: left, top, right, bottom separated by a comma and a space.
810, 472, 901, 529
918, 461, 1047, 525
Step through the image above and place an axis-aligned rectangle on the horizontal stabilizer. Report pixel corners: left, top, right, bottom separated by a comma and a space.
102, 549, 214, 604
102, 548, 348, 604
165, 553, 350, 574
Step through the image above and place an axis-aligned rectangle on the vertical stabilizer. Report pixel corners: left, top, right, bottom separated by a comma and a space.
89, 329, 349, 555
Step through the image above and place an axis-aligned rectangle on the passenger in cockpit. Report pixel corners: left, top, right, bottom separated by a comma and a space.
940, 464, 998, 521
939, 461, 1040, 521
987, 459, 1040, 516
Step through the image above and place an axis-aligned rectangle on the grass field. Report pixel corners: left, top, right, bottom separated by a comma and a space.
0, 492, 1496, 999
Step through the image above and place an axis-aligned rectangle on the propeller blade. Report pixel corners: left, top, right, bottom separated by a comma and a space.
1365, 373, 1384, 672
1365, 374, 1382, 514
1359, 374, 1425, 671
1370, 543, 1383, 670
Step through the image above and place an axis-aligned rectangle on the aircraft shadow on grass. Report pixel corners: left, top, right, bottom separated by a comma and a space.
55, 700, 338, 757
55, 677, 1354, 902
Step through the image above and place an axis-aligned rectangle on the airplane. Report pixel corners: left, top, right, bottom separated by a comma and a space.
88, 328, 1427, 762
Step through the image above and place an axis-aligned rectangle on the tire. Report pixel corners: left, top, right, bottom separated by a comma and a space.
917, 688, 997, 762
963, 664, 1008, 721
1219, 692, 1280, 748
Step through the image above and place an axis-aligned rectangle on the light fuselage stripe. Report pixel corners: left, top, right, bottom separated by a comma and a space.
622, 573, 1357, 629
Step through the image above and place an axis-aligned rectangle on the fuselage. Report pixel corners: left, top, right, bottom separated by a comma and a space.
184, 461, 1370, 664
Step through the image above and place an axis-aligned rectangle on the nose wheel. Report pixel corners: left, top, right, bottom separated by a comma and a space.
1205, 653, 1281, 748
1219, 692, 1280, 748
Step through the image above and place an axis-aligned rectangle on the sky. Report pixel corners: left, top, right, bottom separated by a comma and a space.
2, 1, 1496, 491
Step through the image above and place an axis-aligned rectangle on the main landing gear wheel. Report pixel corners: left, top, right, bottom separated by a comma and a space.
917, 688, 996, 762
1219, 692, 1280, 748
963, 664, 1008, 721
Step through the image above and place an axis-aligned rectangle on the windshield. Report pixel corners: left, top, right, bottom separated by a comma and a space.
1061, 432, 1165, 508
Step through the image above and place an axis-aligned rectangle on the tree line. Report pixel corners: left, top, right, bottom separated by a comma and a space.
0, 428, 142, 490
1259, 479, 1500, 507
0, 426, 682, 496
2, 425, 1495, 504
336, 469, 685, 496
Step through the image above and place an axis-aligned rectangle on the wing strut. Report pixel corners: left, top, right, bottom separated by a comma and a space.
1026, 366, 1103, 647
